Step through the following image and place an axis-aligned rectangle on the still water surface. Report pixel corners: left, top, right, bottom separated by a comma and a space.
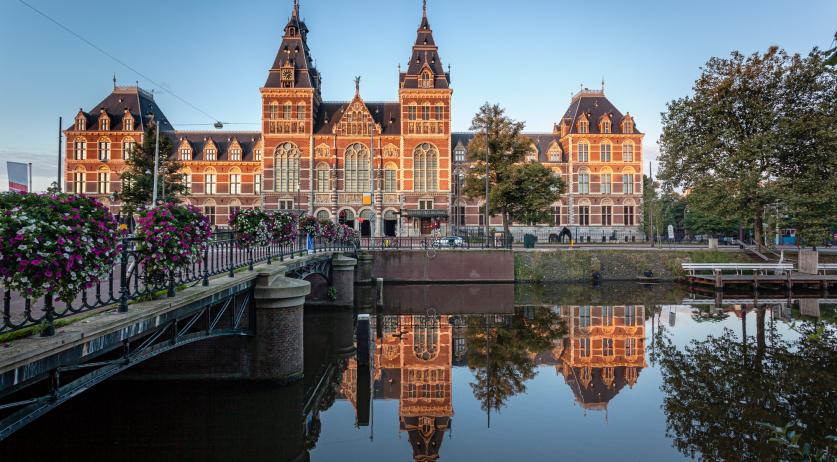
2, 283, 835, 461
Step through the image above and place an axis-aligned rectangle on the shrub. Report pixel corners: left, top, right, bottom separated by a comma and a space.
0, 192, 122, 302
134, 203, 212, 283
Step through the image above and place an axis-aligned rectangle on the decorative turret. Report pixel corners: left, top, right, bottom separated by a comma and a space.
400, 0, 449, 89
264, 0, 320, 92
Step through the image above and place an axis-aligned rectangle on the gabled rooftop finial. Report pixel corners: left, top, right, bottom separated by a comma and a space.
292, 0, 300, 18
422, 0, 427, 18
113, 73, 117, 89
354, 76, 361, 96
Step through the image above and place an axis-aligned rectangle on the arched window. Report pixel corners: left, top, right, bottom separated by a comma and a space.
601, 199, 613, 226
73, 168, 85, 194
75, 114, 86, 131
182, 168, 192, 193
384, 162, 397, 193
577, 198, 591, 225
122, 137, 136, 161
601, 120, 611, 134
297, 103, 306, 120
622, 118, 634, 134
283, 102, 292, 119
229, 167, 241, 195
97, 168, 110, 194
421, 104, 431, 121
578, 169, 590, 194
601, 167, 613, 194
344, 143, 369, 192
73, 138, 86, 160
578, 120, 589, 134
316, 162, 330, 192
420, 70, 433, 88
268, 102, 279, 120
622, 168, 635, 194
316, 210, 330, 221
622, 141, 634, 162
205, 168, 217, 194
413, 316, 440, 361
98, 138, 111, 161
413, 143, 438, 192
407, 103, 417, 121
275, 142, 300, 192
600, 142, 612, 162
577, 141, 589, 162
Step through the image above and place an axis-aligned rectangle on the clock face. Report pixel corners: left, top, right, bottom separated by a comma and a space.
282, 69, 293, 81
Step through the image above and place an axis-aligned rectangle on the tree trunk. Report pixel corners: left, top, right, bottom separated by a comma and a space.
754, 211, 764, 250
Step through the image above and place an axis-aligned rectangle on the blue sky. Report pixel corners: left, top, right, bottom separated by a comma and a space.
1, 0, 835, 190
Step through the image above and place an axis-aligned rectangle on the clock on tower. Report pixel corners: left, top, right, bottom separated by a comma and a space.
280, 63, 294, 87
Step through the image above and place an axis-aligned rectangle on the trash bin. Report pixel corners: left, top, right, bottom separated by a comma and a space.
523, 234, 537, 249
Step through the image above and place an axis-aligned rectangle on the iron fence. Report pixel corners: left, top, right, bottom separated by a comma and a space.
356, 235, 513, 250
2, 233, 356, 337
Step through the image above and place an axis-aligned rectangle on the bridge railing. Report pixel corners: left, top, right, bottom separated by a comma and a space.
681, 262, 795, 276
356, 236, 513, 250
818, 263, 837, 275
2, 233, 355, 337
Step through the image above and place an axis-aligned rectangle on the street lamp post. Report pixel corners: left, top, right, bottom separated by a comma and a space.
151, 123, 160, 206
484, 127, 490, 243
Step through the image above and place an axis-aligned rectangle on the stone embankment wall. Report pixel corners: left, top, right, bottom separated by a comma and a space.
515, 249, 752, 282
369, 250, 514, 282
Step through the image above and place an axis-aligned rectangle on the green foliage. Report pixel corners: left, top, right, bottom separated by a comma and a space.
825, 32, 837, 66
658, 46, 837, 248
327, 286, 337, 302
654, 317, 837, 461
760, 421, 837, 462
463, 103, 561, 232
115, 126, 185, 212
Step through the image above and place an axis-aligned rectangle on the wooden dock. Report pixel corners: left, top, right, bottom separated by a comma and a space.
682, 263, 836, 291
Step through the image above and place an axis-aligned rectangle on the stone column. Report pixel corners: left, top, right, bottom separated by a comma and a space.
355, 252, 374, 285
332, 253, 358, 305
331, 306, 356, 359
252, 269, 310, 383
798, 249, 819, 275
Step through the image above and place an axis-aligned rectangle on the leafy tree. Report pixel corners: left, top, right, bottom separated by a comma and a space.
825, 32, 837, 66
659, 46, 837, 248
658, 47, 786, 248
463, 103, 532, 235
115, 125, 185, 213
495, 162, 564, 225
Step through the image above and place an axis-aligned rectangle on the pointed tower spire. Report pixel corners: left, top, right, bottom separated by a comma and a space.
293, 0, 300, 18
264, 0, 319, 91
422, 0, 427, 18
400, 0, 448, 89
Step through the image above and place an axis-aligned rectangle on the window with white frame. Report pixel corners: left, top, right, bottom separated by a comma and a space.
278, 199, 294, 210
74, 140, 86, 160
413, 143, 438, 192
229, 173, 241, 194
283, 103, 292, 119
600, 142, 611, 162
73, 171, 85, 194
578, 205, 590, 225
230, 149, 241, 161
183, 172, 192, 193
578, 120, 589, 133
577, 142, 589, 162
602, 205, 612, 225
408, 105, 417, 121
97, 171, 110, 194
275, 142, 301, 192
254, 174, 262, 194
316, 163, 330, 192
255, 149, 262, 161
623, 173, 634, 194
602, 173, 612, 194
622, 142, 634, 162
578, 172, 590, 194
124, 116, 133, 131
205, 149, 216, 161
384, 164, 397, 192
623, 205, 635, 226
344, 143, 369, 192
454, 146, 465, 162
205, 172, 217, 194
122, 140, 135, 160
180, 148, 192, 161
601, 120, 611, 134
297, 103, 305, 120
98, 141, 110, 161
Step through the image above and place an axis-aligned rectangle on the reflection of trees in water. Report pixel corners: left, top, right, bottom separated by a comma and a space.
465, 307, 565, 418
654, 309, 837, 460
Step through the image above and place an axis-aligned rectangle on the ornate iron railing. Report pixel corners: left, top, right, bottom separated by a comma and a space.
356, 236, 513, 250
1, 232, 357, 337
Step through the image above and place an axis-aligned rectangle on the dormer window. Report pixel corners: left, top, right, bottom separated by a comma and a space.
75, 115, 86, 131
601, 120, 611, 134
289, 27, 296, 36
230, 149, 241, 161
623, 120, 634, 134
454, 147, 465, 162
179, 148, 192, 161
124, 115, 134, 131
420, 71, 433, 88
205, 149, 216, 161
578, 120, 589, 134
255, 149, 262, 161
100, 117, 109, 131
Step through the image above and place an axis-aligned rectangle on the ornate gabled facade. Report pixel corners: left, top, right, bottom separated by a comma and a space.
63, 1, 642, 238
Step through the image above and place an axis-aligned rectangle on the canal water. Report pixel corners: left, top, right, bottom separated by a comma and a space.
2, 283, 835, 461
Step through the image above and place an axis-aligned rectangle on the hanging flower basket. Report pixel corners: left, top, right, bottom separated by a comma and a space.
134, 203, 212, 284
298, 215, 321, 238
229, 208, 271, 247
0, 192, 123, 302
319, 219, 338, 241
271, 211, 298, 245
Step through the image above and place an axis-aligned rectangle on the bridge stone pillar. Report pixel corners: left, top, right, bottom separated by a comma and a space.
252, 269, 310, 383
332, 307, 356, 359
332, 254, 358, 306
355, 252, 374, 285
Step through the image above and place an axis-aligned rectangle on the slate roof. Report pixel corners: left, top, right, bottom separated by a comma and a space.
68, 86, 174, 133
172, 131, 262, 161
561, 90, 641, 135
451, 132, 565, 163
264, 2, 320, 90
565, 366, 639, 410
314, 101, 401, 136
400, 6, 450, 89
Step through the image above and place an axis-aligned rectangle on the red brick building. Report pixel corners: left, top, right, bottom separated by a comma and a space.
63, 1, 643, 238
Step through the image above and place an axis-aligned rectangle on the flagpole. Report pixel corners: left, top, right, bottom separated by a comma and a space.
58, 117, 63, 192
28, 162, 32, 193
152, 122, 160, 206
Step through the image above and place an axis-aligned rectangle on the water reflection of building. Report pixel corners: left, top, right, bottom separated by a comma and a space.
557, 305, 646, 411
338, 314, 453, 461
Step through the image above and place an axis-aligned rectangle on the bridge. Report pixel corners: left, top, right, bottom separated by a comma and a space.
0, 237, 361, 440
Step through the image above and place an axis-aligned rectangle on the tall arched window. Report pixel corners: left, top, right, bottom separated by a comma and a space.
205, 168, 217, 194
420, 70, 433, 88
229, 167, 241, 195
383, 162, 397, 193
283, 102, 292, 119
413, 143, 438, 192
344, 143, 369, 192
268, 102, 279, 120
413, 316, 440, 361
296, 103, 306, 120
622, 141, 634, 162
97, 168, 110, 194
275, 142, 300, 192
316, 162, 330, 192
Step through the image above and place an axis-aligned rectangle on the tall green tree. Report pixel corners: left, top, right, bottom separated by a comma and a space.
659, 46, 837, 248
495, 162, 564, 225
825, 32, 837, 66
463, 103, 538, 235
115, 125, 185, 212
658, 47, 786, 248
